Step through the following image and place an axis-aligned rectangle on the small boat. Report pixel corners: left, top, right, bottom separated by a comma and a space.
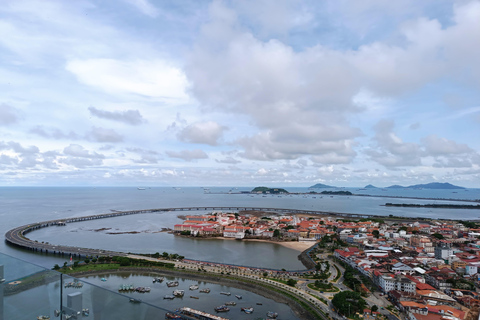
37, 316, 50, 320
241, 307, 254, 314
256, 302, 263, 305
163, 295, 175, 300
153, 277, 164, 283
173, 289, 185, 297
129, 298, 141, 303
189, 284, 199, 290
220, 291, 231, 296
101, 278, 107, 282
267, 311, 279, 318
214, 305, 230, 312
166, 281, 179, 287
82, 309, 89, 316
225, 301, 236, 306
235, 294, 242, 299
165, 312, 182, 319
199, 288, 210, 293
190, 295, 199, 299
137, 187, 146, 190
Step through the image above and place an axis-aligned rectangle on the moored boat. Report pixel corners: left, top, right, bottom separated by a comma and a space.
235, 294, 242, 299
166, 281, 179, 287
220, 291, 231, 296
165, 312, 182, 319
267, 311, 279, 318
199, 288, 210, 293
225, 301, 236, 306
241, 307, 254, 314
190, 295, 199, 299
214, 305, 230, 313
173, 289, 185, 297
163, 295, 175, 300
189, 284, 199, 290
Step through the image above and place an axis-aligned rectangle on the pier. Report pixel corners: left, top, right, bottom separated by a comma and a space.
4, 205, 421, 260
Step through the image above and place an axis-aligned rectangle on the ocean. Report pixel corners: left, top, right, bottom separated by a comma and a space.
1, 186, 479, 269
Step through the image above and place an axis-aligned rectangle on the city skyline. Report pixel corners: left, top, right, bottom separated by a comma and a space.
0, 0, 479, 187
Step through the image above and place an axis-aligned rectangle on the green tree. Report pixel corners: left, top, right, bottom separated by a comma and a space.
371, 305, 378, 312
432, 233, 444, 240
53, 264, 60, 270
332, 291, 366, 317
287, 279, 297, 287
162, 252, 169, 259
273, 229, 280, 237
84, 258, 90, 264
73, 261, 79, 268
262, 272, 268, 277
372, 230, 380, 238
92, 258, 97, 263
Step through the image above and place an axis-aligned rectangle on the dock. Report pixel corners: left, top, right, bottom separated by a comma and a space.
178, 307, 229, 320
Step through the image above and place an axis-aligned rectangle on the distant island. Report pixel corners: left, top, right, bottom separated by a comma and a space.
321, 191, 352, 196
309, 183, 335, 188
251, 187, 289, 194
386, 182, 465, 189
385, 203, 479, 209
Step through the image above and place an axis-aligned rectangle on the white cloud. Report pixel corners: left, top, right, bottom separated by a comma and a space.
123, 0, 159, 17
0, 103, 21, 125
86, 127, 124, 143
88, 107, 145, 125
177, 121, 226, 146
166, 149, 209, 161
66, 59, 189, 101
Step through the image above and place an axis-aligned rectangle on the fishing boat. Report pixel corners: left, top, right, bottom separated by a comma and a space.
225, 301, 236, 306
199, 288, 210, 293
235, 294, 242, 299
267, 311, 279, 318
37, 316, 50, 320
163, 295, 175, 300
220, 291, 231, 296
241, 307, 254, 314
190, 295, 199, 299
166, 281, 179, 287
173, 289, 185, 297
214, 305, 230, 313
153, 277, 164, 283
189, 284, 199, 290
165, 312, 182, 319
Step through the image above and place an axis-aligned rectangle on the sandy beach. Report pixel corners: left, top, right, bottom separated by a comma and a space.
202, 236, 317, 252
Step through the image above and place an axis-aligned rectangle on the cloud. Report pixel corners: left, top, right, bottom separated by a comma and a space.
366, 120, 422, 167
215, 156, 241, 164
86, 127, 124, 143
29, 126, 80, 140
88, 107, 145, 125
123, 0, 159, 17
63, 144, 105, 159
126, 147, 160, 164
66, 59, 189, 101
166, 149, 208, 161
0, 103, 21, 125
422, 135, 472, 155
177, 121, 226, 146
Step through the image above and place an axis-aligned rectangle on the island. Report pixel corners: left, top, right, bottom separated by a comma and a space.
251, 186, 289, 194
309, 183, 335, 188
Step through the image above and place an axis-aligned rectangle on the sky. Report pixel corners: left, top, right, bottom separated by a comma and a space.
1, 0, 480, 188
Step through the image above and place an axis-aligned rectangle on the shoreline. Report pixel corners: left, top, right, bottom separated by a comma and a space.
198, 236, 316, 252
70, 267, 318, 320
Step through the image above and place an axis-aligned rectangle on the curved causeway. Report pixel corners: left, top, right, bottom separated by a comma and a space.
5, 205, 379, 260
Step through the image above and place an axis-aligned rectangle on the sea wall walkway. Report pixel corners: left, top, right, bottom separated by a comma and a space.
4, 205, 395, 261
